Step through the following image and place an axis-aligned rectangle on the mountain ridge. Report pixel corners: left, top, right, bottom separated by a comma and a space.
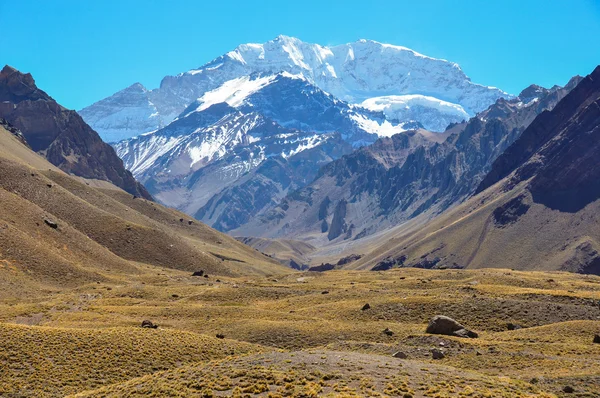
0, 65, 152, 200
80, 35, 510, 142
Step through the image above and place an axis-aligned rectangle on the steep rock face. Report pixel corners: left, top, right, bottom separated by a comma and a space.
80, 36, 510, 141
355, 66, 600, 275
0, 66, 151, 199
479, 67, 600, 212
235, 79, 575, 244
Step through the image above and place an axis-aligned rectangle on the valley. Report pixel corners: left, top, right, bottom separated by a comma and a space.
1, 4, 599, 394
2, 267, 600, 397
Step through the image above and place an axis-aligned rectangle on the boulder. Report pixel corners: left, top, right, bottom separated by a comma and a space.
426, 315, 478, 338
593, 334, 600, 344
192, 270, 204, 277
392, 351, 407, 359
141, 320, 157, 329
216, 333, 225, 339
382, 328, 394, 336
361, 303, 371, 311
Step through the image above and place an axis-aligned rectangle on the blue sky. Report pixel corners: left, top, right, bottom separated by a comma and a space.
1, 0, 599, 110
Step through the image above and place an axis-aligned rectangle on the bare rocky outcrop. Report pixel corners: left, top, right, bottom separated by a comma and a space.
0, 65, 151, 200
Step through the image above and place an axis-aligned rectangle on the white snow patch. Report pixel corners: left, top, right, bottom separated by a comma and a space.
195, 75, 278, 111
349, 114, 407, 138
361, 94, 469, 117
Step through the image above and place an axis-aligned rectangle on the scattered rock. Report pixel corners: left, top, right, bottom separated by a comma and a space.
192, 270, 204, 277
507, 323, 522, 330
179, 218, 184, 222
392, 351, 407, 359
44, 219, 58, 229
563, 386, 574, 393
171, 294, 179, 298
203, 274, 209, 278
141, 320, 158, 329
46, 183, 53, 188
382, 328, 394, 336
321, 291, 329, 295
216, 333, 225, 339
431, 348, 445, 359
188, 220, 193, 225
593, 334, 600, 344
361, 303, 371, 311
426, 315, 478, 338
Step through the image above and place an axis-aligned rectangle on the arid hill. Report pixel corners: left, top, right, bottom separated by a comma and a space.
0, 122, 287, 298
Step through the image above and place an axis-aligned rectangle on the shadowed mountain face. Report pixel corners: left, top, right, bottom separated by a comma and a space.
234, 78, 577, 245
478, 66, 600, 213
354, 66, 600, 275
0, 65, 152, 200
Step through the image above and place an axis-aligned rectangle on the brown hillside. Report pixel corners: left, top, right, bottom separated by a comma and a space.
0, 125, 288, 298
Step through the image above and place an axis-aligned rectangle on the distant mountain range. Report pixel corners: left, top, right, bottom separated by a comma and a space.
78, 36, 512, 237
80, 36, 510, 143
234, 77, 580, 243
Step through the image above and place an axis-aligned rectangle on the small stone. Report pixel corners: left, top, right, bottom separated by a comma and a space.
431, 348, 445, 359
192, 270, 204, 277
44, 219, 58, 229
216, 333, 225, 339
563, 386, 574, 393
361, 303, 371, 311
593, 334, 600, 344
392, 351, 407, 359
383, 328, 394, 336
322, 291, 329, 294
141, 320, 157, 329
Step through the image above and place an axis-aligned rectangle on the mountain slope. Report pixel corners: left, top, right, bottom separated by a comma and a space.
354, 65, 600, 274
114, 73, 418, 231
235, 78, 577, 245
80, 36, 510, 141
0, 123, 287, 298
0, 65, 152, 200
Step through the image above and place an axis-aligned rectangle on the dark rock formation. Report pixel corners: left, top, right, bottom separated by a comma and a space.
426, 315, 478, 338
0, 65, 151, 199
337, 254, 362, 266
492, 195, 530, 227
327, 199, 348, 240
308, 263, 336, 272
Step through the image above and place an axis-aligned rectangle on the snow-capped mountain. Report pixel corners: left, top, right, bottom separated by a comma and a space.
80, 35, 511, 142
114, 73, 412, 230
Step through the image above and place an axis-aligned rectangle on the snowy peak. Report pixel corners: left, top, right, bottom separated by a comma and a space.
80, 35, 511, 141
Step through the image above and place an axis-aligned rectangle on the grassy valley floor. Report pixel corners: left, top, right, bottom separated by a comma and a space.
1, 267, 600, 397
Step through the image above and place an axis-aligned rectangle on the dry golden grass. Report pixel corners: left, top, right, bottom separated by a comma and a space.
2, 267, 600, 396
